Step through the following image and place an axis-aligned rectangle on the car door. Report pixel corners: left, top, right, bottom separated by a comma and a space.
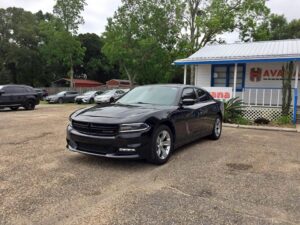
0, 87, 14, 105
195, 88, 217, 135
173, 88, 199, 143
14, 87, 27, 104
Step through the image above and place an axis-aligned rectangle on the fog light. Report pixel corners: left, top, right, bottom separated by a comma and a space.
119, 148, 136, 152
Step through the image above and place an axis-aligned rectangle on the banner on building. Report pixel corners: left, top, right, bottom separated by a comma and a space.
202, 87, 232, 100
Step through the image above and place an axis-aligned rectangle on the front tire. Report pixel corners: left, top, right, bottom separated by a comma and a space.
23, 100, 35, 110
58, 98, 64, 104
147, 125, 173, 165
210, 116, 222, 140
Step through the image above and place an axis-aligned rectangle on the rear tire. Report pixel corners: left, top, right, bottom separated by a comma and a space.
23, 100, 35, 110
147, 125, 173, 165
209, 116, 222, 140
10, 106, 19, 111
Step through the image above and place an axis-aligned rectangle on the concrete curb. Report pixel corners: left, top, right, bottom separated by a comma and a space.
224, 123, 298, 133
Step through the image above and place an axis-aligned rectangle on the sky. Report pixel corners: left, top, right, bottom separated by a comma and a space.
1, 0, 300, 43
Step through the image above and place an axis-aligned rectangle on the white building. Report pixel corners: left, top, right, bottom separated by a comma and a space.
174, 39, 299, 123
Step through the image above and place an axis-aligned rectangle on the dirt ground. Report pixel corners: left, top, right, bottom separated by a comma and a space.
0, 104, 300, 225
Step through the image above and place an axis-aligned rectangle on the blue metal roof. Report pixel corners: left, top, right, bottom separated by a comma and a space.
174, 39, 300, 65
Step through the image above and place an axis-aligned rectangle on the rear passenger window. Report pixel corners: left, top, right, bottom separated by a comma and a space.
182, 88, 197, 100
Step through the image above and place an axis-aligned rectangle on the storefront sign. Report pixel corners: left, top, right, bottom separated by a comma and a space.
202, 87, 232, 100
250, 67, 300, 82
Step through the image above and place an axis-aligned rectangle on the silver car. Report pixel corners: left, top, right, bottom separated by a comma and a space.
94, 89, 125, 104
75, 91, 104, 104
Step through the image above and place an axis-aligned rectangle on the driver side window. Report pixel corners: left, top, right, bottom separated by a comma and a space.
196, 89, 211, 102
181, 88, 197, 100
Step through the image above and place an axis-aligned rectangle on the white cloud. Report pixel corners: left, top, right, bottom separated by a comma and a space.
0, 0, 121, 35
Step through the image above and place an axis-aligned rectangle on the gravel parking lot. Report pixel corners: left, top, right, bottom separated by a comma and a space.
0, 104, 300, 225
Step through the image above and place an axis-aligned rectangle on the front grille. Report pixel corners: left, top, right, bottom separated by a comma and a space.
72, 120, 119, 136
76, 142, 115, 154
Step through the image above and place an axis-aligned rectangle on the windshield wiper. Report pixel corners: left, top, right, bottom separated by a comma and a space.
133, 102, 150, 104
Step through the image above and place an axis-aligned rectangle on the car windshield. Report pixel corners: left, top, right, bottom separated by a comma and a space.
57, 91, 66, 96
102, 90, 115, 95
83, 91, 95, 96
0, 86, 3, 90
116, 86, 179, 106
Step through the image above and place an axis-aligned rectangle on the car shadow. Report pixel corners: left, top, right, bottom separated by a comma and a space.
172, 137, 211, 157
66, 137, 211, 170
67, 153, 154, 171
0, 108, 41, 113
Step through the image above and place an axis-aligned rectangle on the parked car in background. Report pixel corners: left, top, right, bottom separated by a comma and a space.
34, 88, 48, 100
75, 91, 104, 104
0, 85, 40, 110
67, 84, 224, 165
45, 91, 79, 104
94, 89, 125, 104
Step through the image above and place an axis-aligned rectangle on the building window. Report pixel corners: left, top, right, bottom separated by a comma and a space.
211, 64, 246, 91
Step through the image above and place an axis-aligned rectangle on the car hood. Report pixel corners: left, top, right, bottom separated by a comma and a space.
72, 104, 174, 123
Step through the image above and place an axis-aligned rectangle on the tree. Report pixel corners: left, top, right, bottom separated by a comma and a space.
39, 19, 85, 85
77, 33, 119, 83
53, 0, 87, 87
0, 7, 44, 86
179, 0, 269, 84
53, 0, 87, 34
251, 14, 300, 41
182, 0, 269, 53
102, 0, 184, 85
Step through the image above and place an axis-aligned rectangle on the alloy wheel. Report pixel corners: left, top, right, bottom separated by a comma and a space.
215, 118, 221, 137
156, 130, 171, 160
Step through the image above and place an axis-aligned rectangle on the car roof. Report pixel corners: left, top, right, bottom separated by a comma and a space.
1, 84, 33, 89
135, 84, 199, 90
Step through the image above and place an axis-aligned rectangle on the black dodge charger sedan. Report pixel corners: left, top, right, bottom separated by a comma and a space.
67, 85, 224, 164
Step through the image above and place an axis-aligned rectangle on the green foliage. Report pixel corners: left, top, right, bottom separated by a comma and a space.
0, 7, 44, 86
76, 33, 119, 83
223, 97, 245, 123
39, 20, 85, 68
274, 115, 292, 125
232, 115, 251, 125
250, 14, 300, 41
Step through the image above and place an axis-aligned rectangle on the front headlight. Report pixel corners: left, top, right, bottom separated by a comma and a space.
119, 123, 150, 133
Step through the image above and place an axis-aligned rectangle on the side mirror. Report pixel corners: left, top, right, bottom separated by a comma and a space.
0, 90, 4, 95
64, 93, 67, 96
181, 98, 195, 106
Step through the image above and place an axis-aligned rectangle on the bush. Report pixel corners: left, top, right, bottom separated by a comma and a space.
232, 115, 251, 125
274, 115, 292, 125
223, 97, 245, 123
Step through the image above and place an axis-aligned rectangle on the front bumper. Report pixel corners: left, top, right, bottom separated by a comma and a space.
66, 125, 151, 159
75, 98, 88, 104
95, 98, 110, 103
46, 98, 58, 103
